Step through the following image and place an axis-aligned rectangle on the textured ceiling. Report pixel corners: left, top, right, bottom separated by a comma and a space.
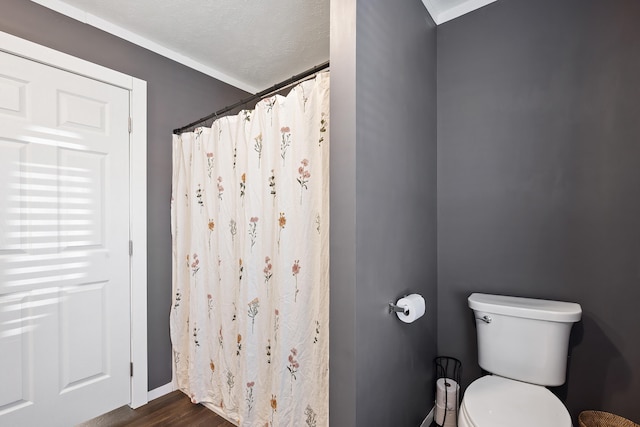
422, 0, 497, 24
31, 0, 496, 93
33, 0, 330, 93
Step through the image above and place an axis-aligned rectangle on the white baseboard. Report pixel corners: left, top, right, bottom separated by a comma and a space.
420, 405, 435, 427
147, 382, 176, 402
201, 401, 239, 426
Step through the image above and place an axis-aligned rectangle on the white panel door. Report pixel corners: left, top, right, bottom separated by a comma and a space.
0, 50, 130, 426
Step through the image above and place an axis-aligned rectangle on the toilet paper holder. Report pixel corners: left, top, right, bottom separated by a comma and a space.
388, 300, 409, 315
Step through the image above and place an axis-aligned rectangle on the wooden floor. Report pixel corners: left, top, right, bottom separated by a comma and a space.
78, 390, 440, 427
77, 390, 236, 427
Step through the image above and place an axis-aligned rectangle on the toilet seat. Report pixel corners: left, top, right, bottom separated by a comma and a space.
458, 375, 572, 427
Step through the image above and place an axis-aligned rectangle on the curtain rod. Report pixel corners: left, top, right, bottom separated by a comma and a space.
173, 61, 330, 135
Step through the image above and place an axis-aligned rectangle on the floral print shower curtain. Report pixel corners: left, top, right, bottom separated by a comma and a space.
170, 72, 329, 427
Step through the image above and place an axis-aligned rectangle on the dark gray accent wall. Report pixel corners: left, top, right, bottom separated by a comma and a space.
0, 0, 249, 390
330, 0, 438, 425
355, 0, 437, 424
437, 0, 640, 422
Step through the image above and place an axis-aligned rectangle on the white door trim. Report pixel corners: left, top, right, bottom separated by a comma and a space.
129, 76, 148, 410
0, 30, 149, 409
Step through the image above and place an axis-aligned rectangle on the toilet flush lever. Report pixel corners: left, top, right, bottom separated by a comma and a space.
477, 315, 492, 324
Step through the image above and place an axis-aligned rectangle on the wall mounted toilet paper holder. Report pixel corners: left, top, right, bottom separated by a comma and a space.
388, 300, 409, 315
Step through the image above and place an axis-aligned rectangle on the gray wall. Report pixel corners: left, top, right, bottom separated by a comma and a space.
330, 0, 438, 425
437, 0, 640, 422
355, 0, 437, 425
0, 0, 249, 390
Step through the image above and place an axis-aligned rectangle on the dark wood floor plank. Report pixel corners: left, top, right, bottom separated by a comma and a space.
77, 390, 235, 427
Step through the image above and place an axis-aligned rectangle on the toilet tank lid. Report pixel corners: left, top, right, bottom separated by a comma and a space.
468, 293, 582, 322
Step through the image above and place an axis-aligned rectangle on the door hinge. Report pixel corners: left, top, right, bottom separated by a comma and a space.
129, 240, 133, 256
130, 362, 134, 377
128, 117, 132, 133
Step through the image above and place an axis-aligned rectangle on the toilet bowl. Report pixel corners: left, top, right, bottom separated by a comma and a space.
459, 293, 581, 427
458, 375, 571, 427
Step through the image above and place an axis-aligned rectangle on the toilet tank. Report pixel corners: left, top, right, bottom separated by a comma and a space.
468, 293, 582, 387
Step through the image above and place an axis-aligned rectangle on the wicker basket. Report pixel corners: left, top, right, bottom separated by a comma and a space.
579, 411, 640, 427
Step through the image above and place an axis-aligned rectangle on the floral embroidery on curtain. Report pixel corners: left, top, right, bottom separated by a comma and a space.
171, 72, 329, 427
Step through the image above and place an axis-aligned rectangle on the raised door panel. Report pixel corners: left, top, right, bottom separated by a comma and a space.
0, 295, 31, 415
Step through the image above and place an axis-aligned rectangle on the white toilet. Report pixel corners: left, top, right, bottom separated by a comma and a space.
458, 293, 582, 427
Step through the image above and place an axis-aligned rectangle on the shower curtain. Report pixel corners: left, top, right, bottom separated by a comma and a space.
170, 72, 329, 427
